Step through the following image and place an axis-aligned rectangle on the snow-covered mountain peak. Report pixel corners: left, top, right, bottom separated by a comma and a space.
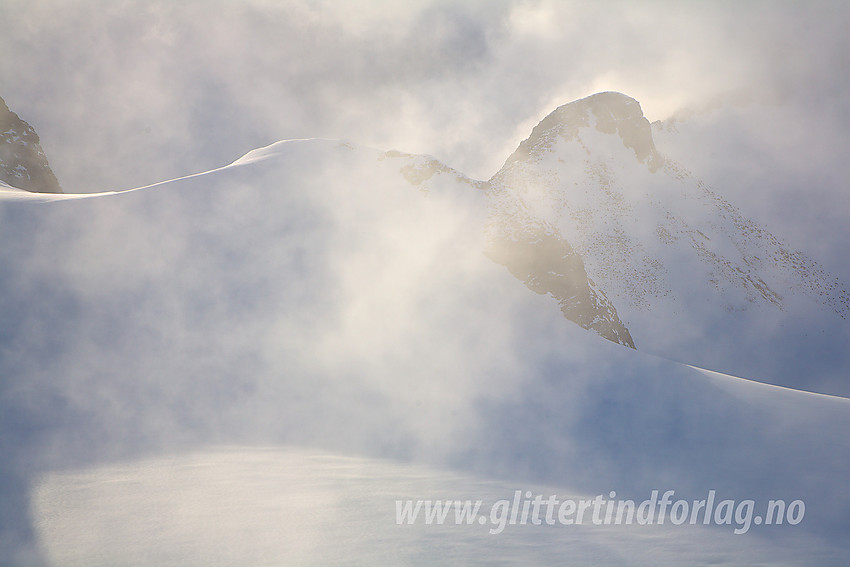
503, 91, 663, 172
487, 91, 850, 393
491, 92, 849, 319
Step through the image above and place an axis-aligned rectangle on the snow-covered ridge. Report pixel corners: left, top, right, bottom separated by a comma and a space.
0, 139, 343, 200
0, 179, 111, 201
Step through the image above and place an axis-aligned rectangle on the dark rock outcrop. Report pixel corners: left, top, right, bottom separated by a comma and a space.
1, 96, 62, 193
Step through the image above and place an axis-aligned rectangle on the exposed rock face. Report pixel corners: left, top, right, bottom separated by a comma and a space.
485, 224, 635, 348
0, 96, 62, 193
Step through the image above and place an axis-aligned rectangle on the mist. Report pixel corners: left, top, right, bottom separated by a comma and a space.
2, 136, 849, 565
2, 1, 850, 565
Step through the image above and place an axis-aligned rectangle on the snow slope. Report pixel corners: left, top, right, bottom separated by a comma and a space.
1, 136, 848, 565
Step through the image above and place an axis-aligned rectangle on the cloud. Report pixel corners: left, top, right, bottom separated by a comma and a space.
1, 0, 846, 189
1, 0, 847, 484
